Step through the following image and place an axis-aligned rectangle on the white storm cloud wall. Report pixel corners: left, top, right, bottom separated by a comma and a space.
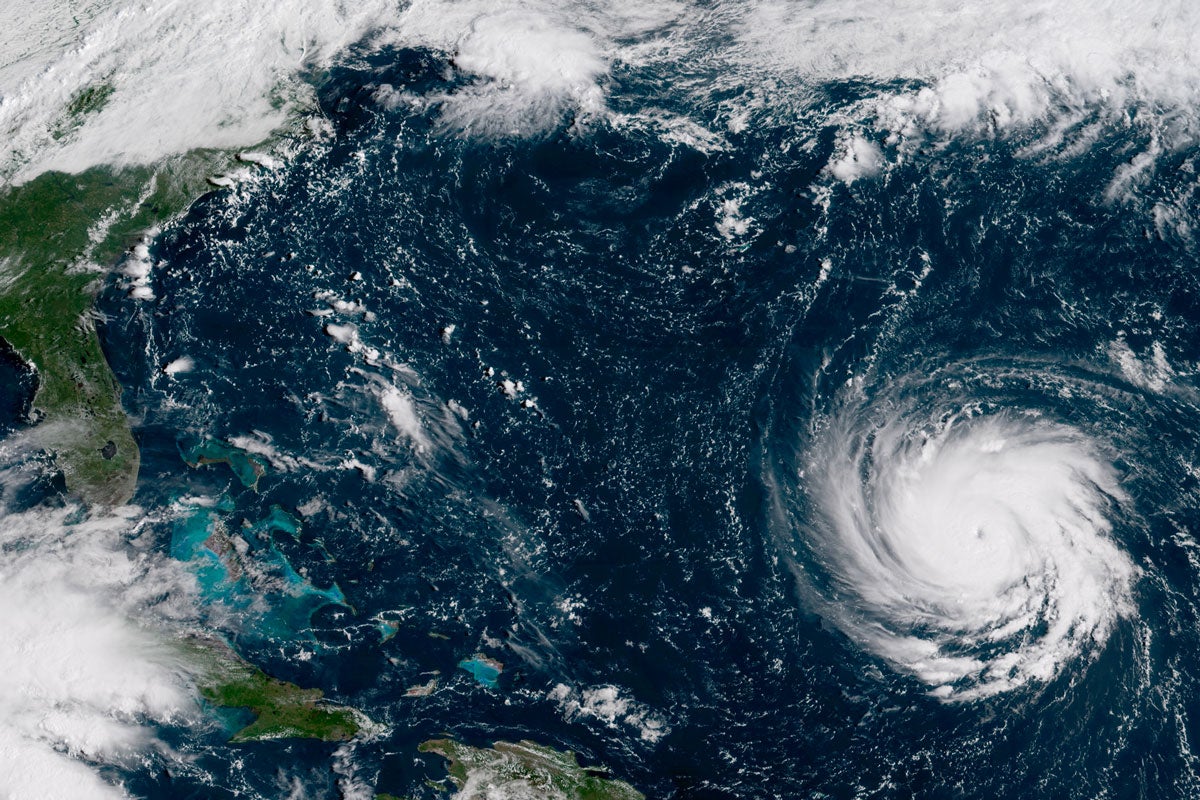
0, 506, 196, 800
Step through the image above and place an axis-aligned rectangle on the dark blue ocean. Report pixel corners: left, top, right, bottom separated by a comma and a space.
75, 45, 1200, 798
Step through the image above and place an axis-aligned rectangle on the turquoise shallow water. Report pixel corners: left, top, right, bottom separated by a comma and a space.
171, 490, 346, 643
458, 658, 503, 688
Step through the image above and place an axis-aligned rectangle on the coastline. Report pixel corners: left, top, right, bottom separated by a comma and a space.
0, 150, 266, 506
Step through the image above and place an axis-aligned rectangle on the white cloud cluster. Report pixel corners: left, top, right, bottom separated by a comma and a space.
734, 0, 1200, 144
0, 505, 196, 799
6, 0, 1200, 184
550, 683, 668, 743
390, 0, 684, 137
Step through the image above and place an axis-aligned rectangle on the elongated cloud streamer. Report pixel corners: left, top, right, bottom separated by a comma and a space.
0, 0, 683, 180
734, 0, 1200, 132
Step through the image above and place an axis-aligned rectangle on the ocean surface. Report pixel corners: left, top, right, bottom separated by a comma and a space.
8, 4, 1200, 798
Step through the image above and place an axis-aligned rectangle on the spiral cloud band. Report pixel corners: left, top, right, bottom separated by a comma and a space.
804, 398, 1138, 701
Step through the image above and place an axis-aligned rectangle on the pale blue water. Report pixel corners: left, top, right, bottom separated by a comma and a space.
458, 658, 503, 688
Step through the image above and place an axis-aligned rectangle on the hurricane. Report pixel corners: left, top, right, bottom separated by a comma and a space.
796, 364, 1139, 700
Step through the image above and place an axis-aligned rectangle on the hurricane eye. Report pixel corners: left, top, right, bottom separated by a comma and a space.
801, 405, 1137, 701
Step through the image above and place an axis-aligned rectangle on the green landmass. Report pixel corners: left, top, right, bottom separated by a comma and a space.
67, 83, 116, 119
418, 739, 645, 800
184, 637, 367, 743
0, 151, 235, 506
52, 81, 115, 141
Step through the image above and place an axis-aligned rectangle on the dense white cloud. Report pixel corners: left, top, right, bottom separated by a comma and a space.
0, 0, 688, 179
733, 0, 1200, 141
6, 0, 1199, 183
0, 0, 404, 181
0, 504, 196, 799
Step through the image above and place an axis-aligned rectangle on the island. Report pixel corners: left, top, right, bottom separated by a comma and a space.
457, 654, 504, 688
417, 738, 645, 800
185, 637, 370, 743
181, 437, 270, 490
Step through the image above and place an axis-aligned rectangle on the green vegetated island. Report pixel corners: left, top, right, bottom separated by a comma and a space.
413, 739, 645, 800
184, 637, 367, 743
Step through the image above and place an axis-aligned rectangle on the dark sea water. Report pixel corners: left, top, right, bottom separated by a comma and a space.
86, 45, 1200, 798
0, 339, 34, 433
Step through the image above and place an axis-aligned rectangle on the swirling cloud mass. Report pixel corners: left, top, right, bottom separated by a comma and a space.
807, 399, 1137, 700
